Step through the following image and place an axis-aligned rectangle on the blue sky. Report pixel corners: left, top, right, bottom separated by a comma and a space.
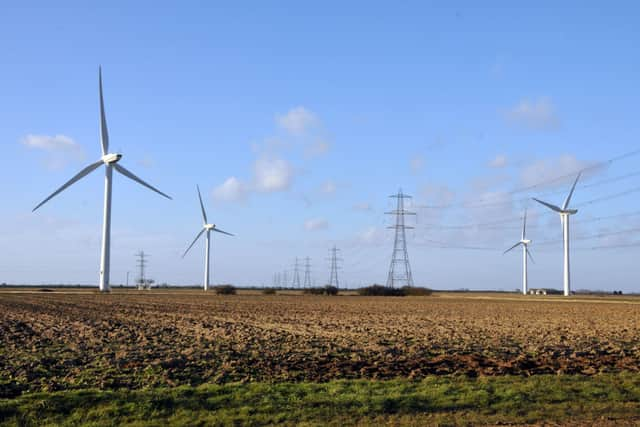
1, 2, 640, 291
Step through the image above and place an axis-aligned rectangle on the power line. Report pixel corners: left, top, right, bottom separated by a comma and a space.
417, 149, 640, 210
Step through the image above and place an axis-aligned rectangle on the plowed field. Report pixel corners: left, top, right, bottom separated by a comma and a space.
1, 291, 639, 397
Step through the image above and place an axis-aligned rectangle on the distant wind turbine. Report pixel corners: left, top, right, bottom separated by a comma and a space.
33, 67, 172, 292
182, 185, 234, 291
504, 210, 534, 295
532, 173, 581, 296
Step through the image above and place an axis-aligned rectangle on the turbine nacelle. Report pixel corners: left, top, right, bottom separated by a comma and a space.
521, 239, 531, 245
101, 153, 122, 164
204, 224, 216, 230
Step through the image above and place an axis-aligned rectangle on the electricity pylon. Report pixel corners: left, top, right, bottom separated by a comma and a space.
386, 189, 415, 288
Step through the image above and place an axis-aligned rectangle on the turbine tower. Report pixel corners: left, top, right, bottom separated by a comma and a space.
504, 210, 534, 295
182, 185, 234, 291
533, 173, 581, 296
386, 189, 415, 288
33, 67, 172, 292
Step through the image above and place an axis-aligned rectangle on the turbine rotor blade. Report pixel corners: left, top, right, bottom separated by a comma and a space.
213, 227, 234, 237
113, 164, 172, 200
196, 185, 207, 224
522, 209, 528, 240
532, 198, 563, 213
503, 242, 521, 254
562, 172, 582, 210
527, 247, 535, 264
33, 160, 104, 211
99, 66, 109, 156
182, 228, 206, 258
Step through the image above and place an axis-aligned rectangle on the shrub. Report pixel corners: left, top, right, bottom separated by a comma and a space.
401, 286, 432, 296
262, 288, 276, 295
357, 285, 406, 297
324, 286, 339, 296
213, 285, 236, 295
303, 286, 339, 296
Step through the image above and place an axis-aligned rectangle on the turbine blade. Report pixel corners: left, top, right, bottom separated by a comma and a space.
33, 160, 103, 211
114, 164, 172, 200
213, 227, 234, 237
562, 172, 582, 210
503, 242, 521, 254
99, 66, 109, 156
182, 228, 206, 258
532, 198, 563, 213
527, 247, 535, 264
197, 185, 207, 224
522, 209, 527, 240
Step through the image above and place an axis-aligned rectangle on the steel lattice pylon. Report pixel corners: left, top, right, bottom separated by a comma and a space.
386, 189, 415, 288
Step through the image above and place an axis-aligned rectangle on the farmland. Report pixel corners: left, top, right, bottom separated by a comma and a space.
1, 290, 639, 425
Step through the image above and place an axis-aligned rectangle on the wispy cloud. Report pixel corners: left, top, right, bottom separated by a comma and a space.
304, 218, 328, 231
488, 154, 508, 168
353, 202, 372, 212
410, 154, 425, 173
504, 97, 560, 130
320, 180, 337, 195
21, 134, 84, 170
277, 106, 319, 135
519, 154, 593, 189
213, 177, 248, 202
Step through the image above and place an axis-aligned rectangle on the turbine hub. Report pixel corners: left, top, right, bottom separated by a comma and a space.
205, 224, 215, 230
521, 239, 531, 245
102, 153, 122, 164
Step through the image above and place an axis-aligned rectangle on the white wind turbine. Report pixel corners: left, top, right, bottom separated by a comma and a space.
504, 210, 534, 295
532, 172, 581, 297
33, 67, 172, 292
182, 185, 234, 291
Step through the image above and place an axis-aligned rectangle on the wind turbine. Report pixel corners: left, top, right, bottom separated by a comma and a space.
33, 67, 172, 292
504, 210, 534, 295
182, 185, 234, 291
532, 172, 581, 296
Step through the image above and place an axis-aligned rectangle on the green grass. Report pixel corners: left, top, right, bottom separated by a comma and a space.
1, 373, 639, 426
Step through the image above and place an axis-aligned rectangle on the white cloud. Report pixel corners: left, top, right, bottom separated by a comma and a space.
213, 177, 247, 202
253, 156, 293, 192
276, 106, 319, 135
488, 154, 508, 168
410, 154, 425, 173
304, 218, 328, 231
21, 134, 84, 170
353, 202, 372, 211
504, 97, 560, 130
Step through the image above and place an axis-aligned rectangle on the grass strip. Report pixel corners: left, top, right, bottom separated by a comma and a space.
0, 373, 639, 426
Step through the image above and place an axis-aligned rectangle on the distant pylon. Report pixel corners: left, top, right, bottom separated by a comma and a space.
136, 250, 148, 290
283, 270, 288, 288
386, 189, 415, 288
303, 257, 312, 288
327, 245, 341, 288
292, 258, 301, 288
